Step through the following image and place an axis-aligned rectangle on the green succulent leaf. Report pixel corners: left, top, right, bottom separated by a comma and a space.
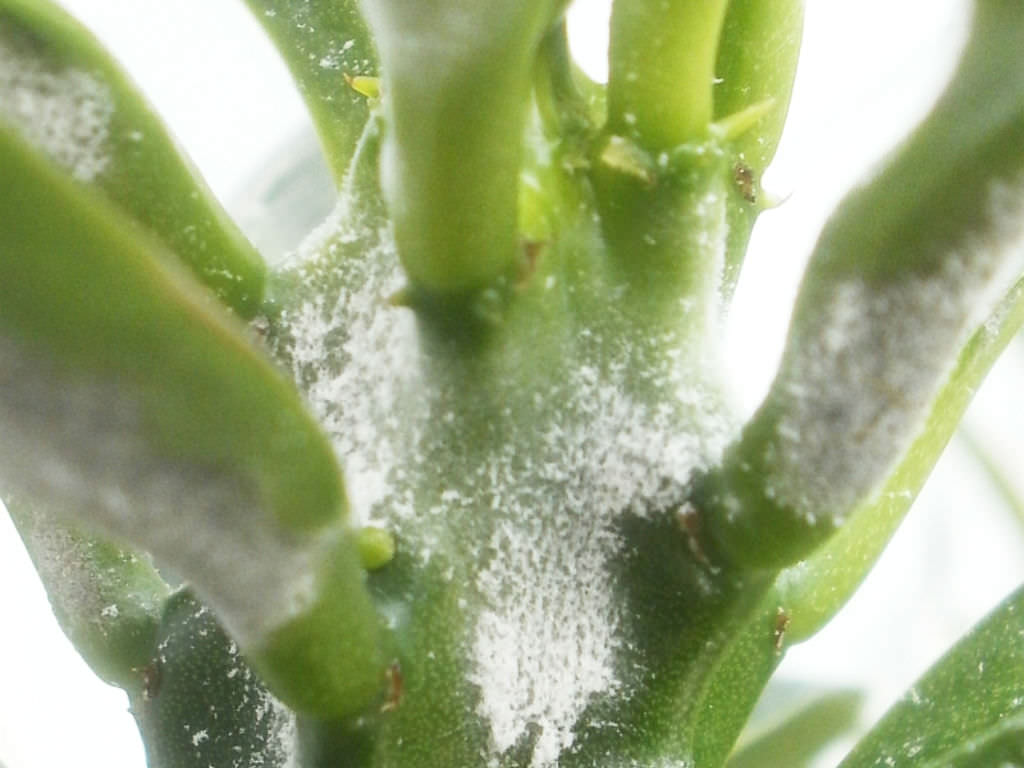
0, 123, 383, 717
359, 0, 569, 295
776, 273, 1024, 642
700, 0, 1024, 569
728, 689, 863, 768
241, 0, 377, 183
676, 272, 1024, 768
838, 583, 1024, 767
533, 21, 601, 139
0, 0, 265, 316
713, 0, 803, 173
4, 493, 169, 693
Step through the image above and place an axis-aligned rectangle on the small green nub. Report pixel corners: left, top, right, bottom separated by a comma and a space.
358, 526, 396, 571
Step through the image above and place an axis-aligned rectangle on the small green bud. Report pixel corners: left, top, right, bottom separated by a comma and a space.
358, 526, 396, 571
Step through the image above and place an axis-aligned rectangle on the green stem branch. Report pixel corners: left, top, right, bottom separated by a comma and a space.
607, 0, 729, 149
697, 0, 1024, 569
361, 0, 567, 296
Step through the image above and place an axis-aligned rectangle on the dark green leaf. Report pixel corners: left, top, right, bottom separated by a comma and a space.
134, 590, 293, 768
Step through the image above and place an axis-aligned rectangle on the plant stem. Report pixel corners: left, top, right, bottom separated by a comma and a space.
534, 20, 593, 138
698, 0, 1024, 569
361, 0, 565, 296
607, 0, 729, 150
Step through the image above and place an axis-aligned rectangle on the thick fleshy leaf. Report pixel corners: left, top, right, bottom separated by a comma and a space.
532, 21, 602, 139
728, 689, 863, 768
241, 0, 377, 183
778, 273, 1024, 643
838, 583, 1024, 767
0, 123, 383, 717
679, 274, 1024, 768
713, 0, 803, 172
5, 493, 169, 692
0, 0, 264, 315
699, 0, 1024, 568
666, 268, 1024, 768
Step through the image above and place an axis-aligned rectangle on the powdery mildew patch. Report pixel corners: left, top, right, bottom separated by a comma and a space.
468, 360, 726, 767
764, 171, 1024, 525
0, 334, 329, 650
275, 196, 422, 526
0, 36, 113, 182
278, 195, 732, 767
7, 507, 164, 653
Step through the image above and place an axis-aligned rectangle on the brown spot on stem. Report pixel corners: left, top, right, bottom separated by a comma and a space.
140, 658, 162, 701
774, 608, 791, 655
734, 163, 757, 203
677, 502, 719, 573
381, 660, 403, 713
516, 240, 546, 290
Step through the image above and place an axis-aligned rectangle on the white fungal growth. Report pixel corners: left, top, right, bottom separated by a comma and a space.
277, 197, 421, 523
277, 189, 732, 766
468, 363, 724, 767
9, 510, 149, 641
0, 335, 327, 649
764, 171, 1024, 524
0, 36, 113, 182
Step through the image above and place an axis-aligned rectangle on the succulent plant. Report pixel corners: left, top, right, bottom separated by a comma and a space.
2, 0, 1023, 766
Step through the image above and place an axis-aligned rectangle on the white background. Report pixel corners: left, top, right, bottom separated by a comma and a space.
3, 1, 1024, 766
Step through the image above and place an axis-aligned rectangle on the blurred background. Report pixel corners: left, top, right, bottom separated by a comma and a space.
2, 0, 1023, 765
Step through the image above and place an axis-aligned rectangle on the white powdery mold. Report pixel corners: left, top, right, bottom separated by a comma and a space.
764, 171, 1024, 524
470, 486, 623, 768
11, 510, 154, 640
276, 198, 423, 527
0, 36, 113, 182
248, 675, 299, 768
277, 185, 732, 768
469, 359, 730, 768
0, 334, 331, 650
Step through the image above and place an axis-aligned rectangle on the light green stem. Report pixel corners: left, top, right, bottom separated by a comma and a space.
360, 0, 566, 296
607, 0, 729, 149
